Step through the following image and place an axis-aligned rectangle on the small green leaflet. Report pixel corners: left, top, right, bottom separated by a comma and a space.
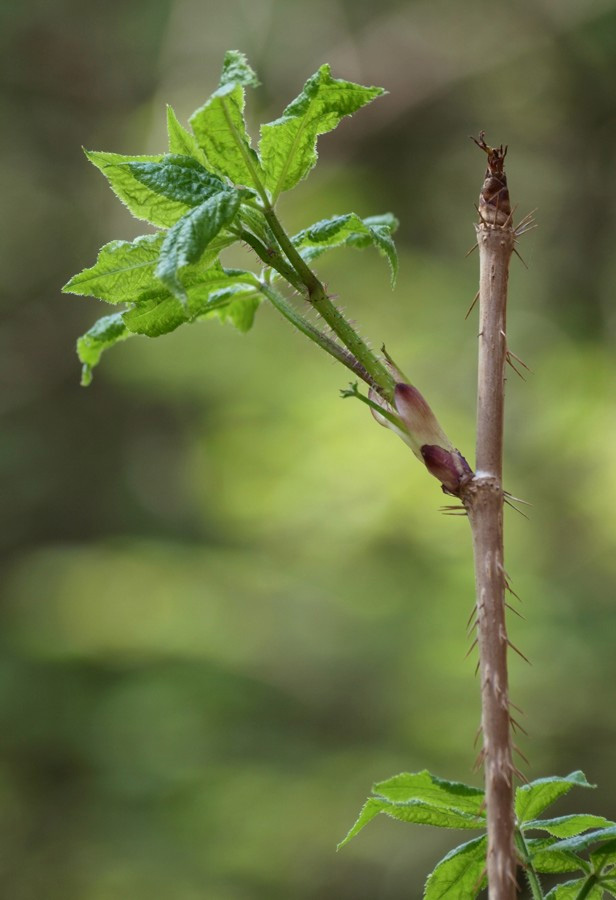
338, 771, 485, 849
156, 190, 241, 301
516, 772, 594, 825
551, 826, 616, 855
77, 312, 131, 386
63, 233, 165, 304
424, 836, 487, 899
260, 65, 385, 201
545, 878, 604, 899
85, 151, 192, 227
523, 815, 615, 839
127, 155, 229, 207
292, 212, 398, 284
166, 105, 208, 165
189, 51, 264, 190
523, 838, 589, 875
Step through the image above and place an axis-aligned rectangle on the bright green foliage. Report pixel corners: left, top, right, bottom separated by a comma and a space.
516, 772, 594, 824
292, 212, 398, 284
545, 880, 604, 899
155, 190, 241, 301
259, 65, 384, 200
424, 836, 487, 899
77, 312, 131, 387
189, 51, 264, 189
63, 50, 397, 385
341, 769, 616, 899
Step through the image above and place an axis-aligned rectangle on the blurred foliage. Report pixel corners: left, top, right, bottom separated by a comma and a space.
2, 0, 616, 897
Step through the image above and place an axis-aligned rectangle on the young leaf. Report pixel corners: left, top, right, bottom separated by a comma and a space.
523, 815, 615, 839
259, 65, 385, 201
550, 826, 616, 855
545, 878, 603, 899
85, 151, 192, 227
590, 837, 616, 870
373, 771, 485, 818
62, 233, 165, 304
155, 190, 241, 301
423, 836, 487, 899
515, 772, 594, 824
77, 312, 132, 386
291, 212, 398, 284
524, 837, 589, 875
126, 155, 229, 207
189, 50, 264, 190
166, 105, 208, 165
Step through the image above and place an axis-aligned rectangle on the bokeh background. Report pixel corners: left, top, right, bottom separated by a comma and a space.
2, 0, 616, 897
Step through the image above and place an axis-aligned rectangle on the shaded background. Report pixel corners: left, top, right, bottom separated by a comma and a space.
2, 0, 616, 897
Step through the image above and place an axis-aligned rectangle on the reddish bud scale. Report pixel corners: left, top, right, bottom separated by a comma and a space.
420, 444, 473, 496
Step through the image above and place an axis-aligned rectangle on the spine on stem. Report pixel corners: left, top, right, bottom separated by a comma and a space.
462, 133, 517, 899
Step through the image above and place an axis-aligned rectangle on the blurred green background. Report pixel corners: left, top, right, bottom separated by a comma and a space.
2, 0, 616, 897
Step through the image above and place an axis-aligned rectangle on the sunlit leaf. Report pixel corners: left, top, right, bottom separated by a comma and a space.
515, 772, 594, 824
166, 105, 208, 165
524, 837, 588, 875
550, 826, 616, 855
76, 312, 132, 386
62, 234, 164, 304
424, 836, 487, 899
127, 155, 229, 207
523, 815, 615, 839
545, 878, 603, 899
260, 65, 385, 200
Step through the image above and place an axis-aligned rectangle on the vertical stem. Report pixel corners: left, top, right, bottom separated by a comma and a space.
463, 136, 517, 900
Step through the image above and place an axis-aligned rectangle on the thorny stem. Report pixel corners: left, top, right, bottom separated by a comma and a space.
462, 134, 517, 900
514, 830, 545, 900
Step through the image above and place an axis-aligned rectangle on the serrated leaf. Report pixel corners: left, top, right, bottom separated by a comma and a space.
127, 155, 229, 207
62, 233, 165, 303
189, 51, 263, 190
424, 836, 487, 899
524, 815, 615, 839
156, 191, 241, 300
86, 151, 191, 227
166, 105, 208, 165
516, 772, 594, 824
76, 312, 132, 386
259, 65, 385, 200
338, 772, 485, 850
524, 838, 588, 875
551, 826, 616, 855
373, 771, 485, 817
123, 263, 260, 337
545, 878, 603, 899
591, 837, 616, 870
292, 212, 399, 284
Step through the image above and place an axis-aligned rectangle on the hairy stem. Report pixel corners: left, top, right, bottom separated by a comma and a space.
462, 137, 517, 899
515, 830, 545, 900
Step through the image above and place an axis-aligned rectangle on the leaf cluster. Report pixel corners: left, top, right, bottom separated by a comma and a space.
63, 50, 398, 386
339, 770, 616, 899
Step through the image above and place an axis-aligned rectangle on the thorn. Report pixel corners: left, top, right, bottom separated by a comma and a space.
474, 658, 480, 677
467, 618, 478, 637
473, 748, 486, 772
473, 722, 483, 748
505, 602, 525, 620
508, 639, 531, 665
512, 246, 529, 268
465, 637, 478, 659
509, 700, 525, 714
466, 604, 478, 630
513, 743, 531, 766
465, 243, 479, 258
506, 348, 532, 373
510, 716, 528, 736
504, 496, 529, 519
512, 765, 529, 785
506, 354, 526, 381
504, 491, 532, 506
465, 290, 480, 320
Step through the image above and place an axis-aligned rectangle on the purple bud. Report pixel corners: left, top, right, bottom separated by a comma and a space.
421, 445, 473, 495
394, 383, 451, 450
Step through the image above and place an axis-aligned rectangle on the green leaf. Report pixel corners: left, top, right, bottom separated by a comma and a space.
516, 772, 594, 824
590, 837, 616, 870
551, 826, 616, 855
545, 878, 603, 899
156, 191, 241, 301
524, 816, 615, 839
127, 155, 229, 207
525, 838, 589, 875
166, 105, 208, 165
62, 233, 164, 304
259, 64, 385, 200
424, 836, 487, 899
76, 312, 132, 386
338, 771, 485, 849
85, 151, 191, 227
291, 212, 399, 284
189, 51, 264, 190
123, 263, 260, 337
